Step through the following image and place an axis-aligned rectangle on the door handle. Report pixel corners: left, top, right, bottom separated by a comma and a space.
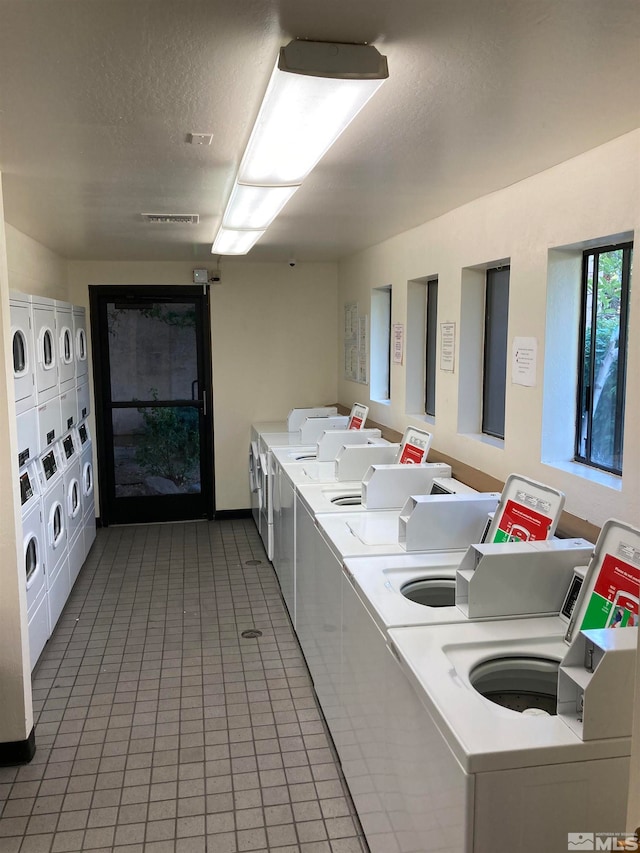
191, 379, 199, 400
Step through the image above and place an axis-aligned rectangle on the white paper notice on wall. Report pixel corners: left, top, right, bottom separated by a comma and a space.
392, 324, 404, 365
440, 322, 456, 372
512, 336, 537, 387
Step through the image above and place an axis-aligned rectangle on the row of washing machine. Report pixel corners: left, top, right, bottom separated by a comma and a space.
10, 290, 96, 670
20, 421, 96, 670
250, 412, 640, 852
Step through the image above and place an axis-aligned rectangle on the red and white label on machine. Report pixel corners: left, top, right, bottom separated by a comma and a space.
347, 403, 369, 430
397, 426, 433, 464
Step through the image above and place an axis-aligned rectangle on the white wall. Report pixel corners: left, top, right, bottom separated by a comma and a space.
0, 181, 34, 746
67, 261, 339, 511
5, 224, 69, 301
337, 130, 640, 531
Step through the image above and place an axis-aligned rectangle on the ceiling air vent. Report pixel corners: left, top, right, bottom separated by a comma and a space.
141, 213, 199, 224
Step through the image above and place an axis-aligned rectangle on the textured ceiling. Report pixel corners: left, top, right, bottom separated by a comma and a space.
0, 0, 638, 263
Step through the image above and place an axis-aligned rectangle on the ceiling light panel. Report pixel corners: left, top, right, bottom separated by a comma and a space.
238, 74, 385, 186
211, 227, 265, 255
222, 184, 299, 230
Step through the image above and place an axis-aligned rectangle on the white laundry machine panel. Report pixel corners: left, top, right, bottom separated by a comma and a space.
64, 455, 82, 546
249, 440, 262, 533
37, 396, 62, 450
10, 292, 36, 414
37, 440, 64, 494
23, 497, 50, 670
42, 474, 69, 632
55, 301, 75, 393
17, 407, 39, 468
76, 377, 90, 423
68, 524, 85, 588
47, 551, 70, 635
59, 390, 77, 435
23, 491, 45, 612
32, 295, 59, 404
42, 474, 66, 575
19, 458, 41, 516
73, 305, 88, 382
81, 439, 96, 559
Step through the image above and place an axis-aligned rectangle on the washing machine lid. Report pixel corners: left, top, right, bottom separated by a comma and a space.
562, 518, 640, 645
316, 510, 407, 560
387, 617, 630, 774
483, 474, 565, 544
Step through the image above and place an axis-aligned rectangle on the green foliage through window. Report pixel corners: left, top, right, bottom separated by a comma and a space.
135, 390, 199, 486
576, 243, 633, 474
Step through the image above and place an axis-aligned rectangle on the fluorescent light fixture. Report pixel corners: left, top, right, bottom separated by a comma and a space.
222, 183, 299, 231
212, 39, 388, 255
211, 227, 265, 255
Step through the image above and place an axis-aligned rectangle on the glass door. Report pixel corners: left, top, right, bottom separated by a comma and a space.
91, 286, 214, 525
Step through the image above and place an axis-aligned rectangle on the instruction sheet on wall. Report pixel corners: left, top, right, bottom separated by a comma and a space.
344, 303, 368, 384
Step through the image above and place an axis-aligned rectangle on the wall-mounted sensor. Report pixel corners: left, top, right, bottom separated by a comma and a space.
193, 269, 208, 284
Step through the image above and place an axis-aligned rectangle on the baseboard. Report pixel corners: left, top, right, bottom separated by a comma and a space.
0, 727, 36, 766
215, 509, 253, 520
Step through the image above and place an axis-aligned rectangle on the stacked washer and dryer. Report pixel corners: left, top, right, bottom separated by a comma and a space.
10, 291, 95, 669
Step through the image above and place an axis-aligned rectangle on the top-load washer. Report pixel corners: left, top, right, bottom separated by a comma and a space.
10, 291, 36, 415
339, 536, 593, 853
297, 475, 564, 741
274, 434, 429, 625
384, 518, 640, 853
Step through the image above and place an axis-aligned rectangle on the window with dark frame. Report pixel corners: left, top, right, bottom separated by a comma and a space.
482, 266, 510, 439
575, 242, 632, 475
425, 279, 438, 417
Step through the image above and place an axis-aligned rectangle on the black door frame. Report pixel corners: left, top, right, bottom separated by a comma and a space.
89, 285, 215, 525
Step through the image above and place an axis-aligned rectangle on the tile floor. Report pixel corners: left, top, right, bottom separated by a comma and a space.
0, 520, 369, 853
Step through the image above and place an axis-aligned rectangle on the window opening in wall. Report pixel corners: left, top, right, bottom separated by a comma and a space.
482, 266, 510, 439
371, 285, 392, 401
575, 242, 632, 475
425, 279, 438, 417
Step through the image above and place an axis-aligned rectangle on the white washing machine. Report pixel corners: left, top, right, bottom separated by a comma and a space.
38, 445, 69, 634
272, 442, 410, 625
73, 305, 88, 383
10, 291, 36, 416
55, 300, 75, 394
32, 295, 59, 405
339, 538, 593, 853
298, 476, 564, 742
61, 430, 83, 587
249, 408, 338, 537
20, 460, 49, 670
78, 422, 96, 561
385, 518, 639, 853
